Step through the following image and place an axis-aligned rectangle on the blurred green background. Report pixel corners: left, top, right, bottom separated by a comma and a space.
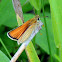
0, 0, 62, 62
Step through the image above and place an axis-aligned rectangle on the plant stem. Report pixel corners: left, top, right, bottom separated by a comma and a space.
10, 43, 26, 62
42, 0, 53, 62
0, 38, 12, 59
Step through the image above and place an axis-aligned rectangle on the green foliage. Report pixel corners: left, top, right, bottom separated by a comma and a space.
29, 0, 41, 11
0, 0, 61, 62
49, 0, 62, 61
0, 0, 17, 27
0, 50, 10, 62
22, 2, 33, 13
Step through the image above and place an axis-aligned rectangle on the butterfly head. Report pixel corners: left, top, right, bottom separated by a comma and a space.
34, 15, 40, 21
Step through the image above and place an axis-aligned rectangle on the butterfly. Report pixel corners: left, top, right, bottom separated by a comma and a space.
7, 15, 43, 45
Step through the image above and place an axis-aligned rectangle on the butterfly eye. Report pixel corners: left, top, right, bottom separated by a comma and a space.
38, 18, 39, 20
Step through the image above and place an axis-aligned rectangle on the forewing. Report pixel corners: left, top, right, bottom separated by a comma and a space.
7, 22, 29, 41
7, 19, 36, 41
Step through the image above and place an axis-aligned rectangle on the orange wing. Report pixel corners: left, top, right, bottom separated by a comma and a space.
7, 18, 37, 41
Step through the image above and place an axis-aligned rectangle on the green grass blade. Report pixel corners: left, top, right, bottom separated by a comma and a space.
0, 38, 12, 59
25, 42, 40, 62
42, 0, 53, 62
49, 0, 62, 61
